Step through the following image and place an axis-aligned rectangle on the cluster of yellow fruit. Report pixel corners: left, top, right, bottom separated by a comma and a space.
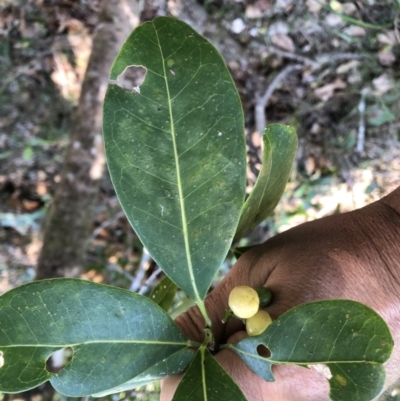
228, 286, 272, 336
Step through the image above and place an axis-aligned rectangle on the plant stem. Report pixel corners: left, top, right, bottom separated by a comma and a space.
197, 300, 212, 328
222, 308, 233, 324
220, 308, 234, 342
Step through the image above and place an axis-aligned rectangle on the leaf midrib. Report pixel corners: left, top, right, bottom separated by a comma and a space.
201, 348, 208, 401
153, 23, 201, 303
229, 345, 383, 365
1, 340, 190, 348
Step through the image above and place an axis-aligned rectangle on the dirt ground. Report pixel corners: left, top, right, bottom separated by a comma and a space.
0, 0, 399, 400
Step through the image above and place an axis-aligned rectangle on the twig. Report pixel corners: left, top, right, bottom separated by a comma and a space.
265, 45, 318, 68
395, 14, 400, 45
130, 247, 151, 292
265, 45, 370, 70
106, 263, 136, 281
255, 64, 302, 135
87, 210, 125, 242
138, 266, 162, 295
316, 52, 371, 65
356, 88, 369, 154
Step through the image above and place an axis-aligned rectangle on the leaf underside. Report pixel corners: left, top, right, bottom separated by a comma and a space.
228, 299, 393, 401
149, 275, 177, 312
172, 348, 247, 401
103, 17, 246, 302
93, 347, 196, 397
0, 279, 192, 396
234, 124, 297, 241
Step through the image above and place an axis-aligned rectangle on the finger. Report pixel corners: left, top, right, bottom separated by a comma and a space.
160, 373, 184, 401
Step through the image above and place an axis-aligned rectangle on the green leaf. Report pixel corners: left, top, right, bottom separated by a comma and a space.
93, 348, 196, 397
172, 347, 248, 401
234, 124, 297, 241
329, 363, 385, 401
103, 17, 246, 305
149, 276, 177, 312
227, 300, 393, 401
170, 298, 196, 320
0, 279, 192, 396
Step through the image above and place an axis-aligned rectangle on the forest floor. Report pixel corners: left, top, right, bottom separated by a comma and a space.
0, 0, 399, 400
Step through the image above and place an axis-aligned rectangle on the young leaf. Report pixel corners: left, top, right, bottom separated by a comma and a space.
0, 279, 193, 396
103, 17, 246, 305
227, 300, 393, 401
234, 124, 297, 241
149, 275, 177, 312
93, 348, 196, 397
172, 347, 248, 401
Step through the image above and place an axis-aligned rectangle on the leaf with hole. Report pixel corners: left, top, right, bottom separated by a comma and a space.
234, 124, 297, 241
227, 300, 393, 401
103, 17, 246, 305
0, 279, 193, 396
93, 348, 196, 397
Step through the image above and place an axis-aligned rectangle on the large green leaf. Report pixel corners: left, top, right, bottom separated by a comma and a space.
172, 347, 247, 401
0, 279, 193, 396
234, 124, 297, 241
93, 348, 196, 397
103, 17, 246, 305
227, 300, 393, 401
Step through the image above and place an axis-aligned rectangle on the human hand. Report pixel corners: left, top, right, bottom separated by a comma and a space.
161, 191, 400, 401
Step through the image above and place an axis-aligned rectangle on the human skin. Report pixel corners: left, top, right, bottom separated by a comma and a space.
161, 187, 400, 401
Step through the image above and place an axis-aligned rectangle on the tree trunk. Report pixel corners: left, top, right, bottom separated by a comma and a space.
36, 0, 144, 279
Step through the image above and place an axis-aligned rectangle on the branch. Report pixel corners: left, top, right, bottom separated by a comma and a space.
255, 64, 302, 135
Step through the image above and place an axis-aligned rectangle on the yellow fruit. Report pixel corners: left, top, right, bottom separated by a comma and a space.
228, 286, 259, 319
246, 310, 272, 336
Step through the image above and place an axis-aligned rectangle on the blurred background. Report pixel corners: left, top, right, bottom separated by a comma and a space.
0, 0, 399, 400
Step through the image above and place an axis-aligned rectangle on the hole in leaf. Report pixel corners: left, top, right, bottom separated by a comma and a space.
112, 65, 147, 93
256, 344, 271, 358
46, 347, 74, 373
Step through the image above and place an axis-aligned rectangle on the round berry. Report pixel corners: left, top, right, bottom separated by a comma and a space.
246, 310, 272, 336
228, 286, 259, 319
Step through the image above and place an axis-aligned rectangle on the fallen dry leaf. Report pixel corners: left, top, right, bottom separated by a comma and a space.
271, 34, 295, 52
343, 26, 366, 37
378, 31, 397, 46
372, 73, 393, 96
314, 78, 346, 101
306, 0, 326, 13
325, 13, 343, 27
336, 60, 359, 74
378, 47, 396, 66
